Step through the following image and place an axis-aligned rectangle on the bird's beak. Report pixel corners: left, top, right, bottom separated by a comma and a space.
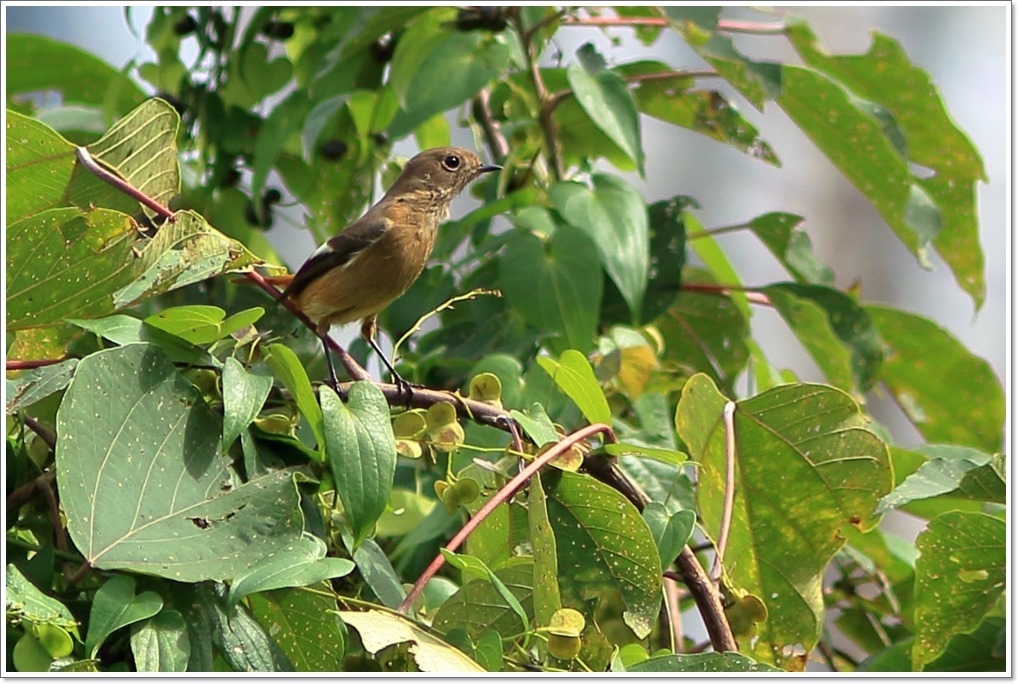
478, 164, 502, 175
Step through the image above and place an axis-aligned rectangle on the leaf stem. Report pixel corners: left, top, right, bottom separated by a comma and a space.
682, 282, 773, 306
75, 146, 174, 219
711, 401, 737, 583
398, 423, 617, 614
516, 14, 564, 181
6, 358, 72, 371
472, 89, 509, 165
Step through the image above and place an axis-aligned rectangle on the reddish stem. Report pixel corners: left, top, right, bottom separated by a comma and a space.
6, 359, 70, 371
398, 423, 617, 613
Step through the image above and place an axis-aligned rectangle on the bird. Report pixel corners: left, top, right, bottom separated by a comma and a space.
269, 146, 501, 393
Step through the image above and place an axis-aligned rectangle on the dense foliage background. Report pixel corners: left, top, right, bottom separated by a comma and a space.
5, 6, 1007, 673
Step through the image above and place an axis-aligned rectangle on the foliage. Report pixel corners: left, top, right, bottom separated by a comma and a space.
5, 6, 1005, 674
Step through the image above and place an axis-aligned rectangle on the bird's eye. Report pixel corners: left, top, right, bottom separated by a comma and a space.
442, 154, 461, 170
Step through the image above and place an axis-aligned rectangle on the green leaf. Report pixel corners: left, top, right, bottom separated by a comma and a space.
5, 564, 79, 638
676, 374, 892, 667
510, 403, 559, 448
265, 343, 326, 456
340, 609, 485, 672
629, 652, 783, 672
130, 610, 190, 673
6, 359, 78, 414
543, 470, 662, 639
627, 62, 778, 166
667, 12, 780, 109
144, 305, 229, 345
745, 213, 834, 285
788, 24, 987, 306
221, 357, 274, 452
56, 344, 305, 581
867, 305, 1004, 452
912, 512, 1006, 670
498, 224, 602, 353
7, 209, 258, 331
227, 535, 354, 608
6, 34, 146, 114
433, 558, 535, 649
551, 176, 650, 320
85, 575, 163, 658
566, 44, 644, 171
536, 350, 612, 426
877, 446, 1005, 514
248, 587, 346, 672
67, 314, 212, 367
765, 283, 884, 392
351, 538, 408, 610
203, 584, 294, 672
388, 11, 511, 137
604, 442, 687, 467
322, 383, 397, 548
641, 503, 695, 569
777, 66, 948, 275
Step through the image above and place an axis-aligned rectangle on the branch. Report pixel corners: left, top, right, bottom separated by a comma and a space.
583, 454, 737, 653
7, 471, 56, 513
6, 359, 73, 371
560, 15, 787, 35
399, 423, 617, 613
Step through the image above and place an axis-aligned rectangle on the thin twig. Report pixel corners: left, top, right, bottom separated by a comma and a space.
398, 423, 617, 613
816, 638, 839, 672
472, 89, 509, 164
682, 282, 772, 307
560, 15, 787, 35
516, 14, 564, 181
65, 560, 92, 586
711, 401, 737, 583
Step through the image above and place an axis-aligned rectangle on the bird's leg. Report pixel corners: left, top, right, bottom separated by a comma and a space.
361, 317, 413, 402
318, 328, 341, 390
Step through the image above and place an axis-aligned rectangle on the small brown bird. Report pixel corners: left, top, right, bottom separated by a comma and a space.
272, 146, 501, 391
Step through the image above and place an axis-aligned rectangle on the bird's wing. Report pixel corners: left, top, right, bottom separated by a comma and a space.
280, 217, 389, 299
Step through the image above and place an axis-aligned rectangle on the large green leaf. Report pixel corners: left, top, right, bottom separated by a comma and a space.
542, 470, 662, 639
777, 65, 950, 283
551, 176, 650, 320
860, 617, 1006, 672
912, 512, 1006, 670
566, 44, 644, 171
202, 584, 294, 672
248, 586, 346, 672
55, 344, 305, 581
867, 305, 1004, 452
221, 357, 274, 452
676, 374, 891, 668
321, 383, 397, 548
388, 9, 510, 136
7, 208, 258, 331
788, 24, 987, 307
498, 223, 602, 353
5, 564, 79, 637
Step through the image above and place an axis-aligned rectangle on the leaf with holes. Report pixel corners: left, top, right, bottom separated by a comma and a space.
55, 344, 305, 582
676, 374, 891, 668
